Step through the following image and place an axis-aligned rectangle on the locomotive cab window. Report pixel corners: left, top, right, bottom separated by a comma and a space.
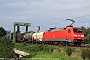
73, 28, 83, 33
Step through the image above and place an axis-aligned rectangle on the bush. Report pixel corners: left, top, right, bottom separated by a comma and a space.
0, 36, 14, 58
81, 48, 90, 60
66, 47, 74, 56
81, 49, 87, 60
86, 49, 90, 59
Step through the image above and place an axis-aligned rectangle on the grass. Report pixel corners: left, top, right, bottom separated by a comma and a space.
14, 42, 89, 60
26, 51, 78, 60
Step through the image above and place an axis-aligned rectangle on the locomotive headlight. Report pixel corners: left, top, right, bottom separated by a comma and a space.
81, 35, 84, 37
74, 35, 77, 37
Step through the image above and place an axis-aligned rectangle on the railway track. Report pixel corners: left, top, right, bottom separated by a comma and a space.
26, 42, 90, 48
80, 44, 90, 48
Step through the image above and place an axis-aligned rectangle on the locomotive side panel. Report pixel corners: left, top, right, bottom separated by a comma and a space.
42, 29, 70, 41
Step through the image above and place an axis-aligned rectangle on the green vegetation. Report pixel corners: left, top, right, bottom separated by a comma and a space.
65, 47, 75, 56
29, 52, 78, 60
0, 27, 14, 58
14, 43, 81, 60
14, 42, 90, 60
81, 26, 90, 43
81, 48, 90, 60
0, 27, 6, 37
14, 43, 56, 55
0, 36, 14, 58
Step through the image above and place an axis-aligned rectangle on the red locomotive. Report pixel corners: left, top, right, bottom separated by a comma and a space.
23, 19, 84, 46
42, 26, 84, 46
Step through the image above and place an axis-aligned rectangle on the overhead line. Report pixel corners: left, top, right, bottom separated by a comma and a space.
73, 13, 90, 19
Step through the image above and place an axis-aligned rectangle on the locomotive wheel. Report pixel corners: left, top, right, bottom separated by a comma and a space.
74, 41, 81, 46
67, 42, 71, 46
62, 42, 66, 46
32, 40, 36, 44
53, 42, 57, 45
50, 41, 54, 45
38, 41, 42, 44
42, 41, 45, 44
77, 41, 81, 46
74, 42, 77, 46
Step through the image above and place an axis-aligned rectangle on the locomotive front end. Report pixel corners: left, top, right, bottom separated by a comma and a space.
73, 28, 85, 45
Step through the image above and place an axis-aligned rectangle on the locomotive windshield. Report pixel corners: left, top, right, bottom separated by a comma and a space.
73, 28, 83, 33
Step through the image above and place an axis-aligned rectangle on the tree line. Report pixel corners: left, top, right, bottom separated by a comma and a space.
81, 26, 90, 43
0, 27, 14, 58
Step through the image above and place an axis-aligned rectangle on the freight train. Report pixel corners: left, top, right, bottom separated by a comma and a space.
23, 19, 84, 46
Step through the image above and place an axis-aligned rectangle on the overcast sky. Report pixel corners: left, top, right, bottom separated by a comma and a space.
0, 0, 90, 32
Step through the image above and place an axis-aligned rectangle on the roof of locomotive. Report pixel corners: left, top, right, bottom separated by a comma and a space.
47, 27, 66, 32
47, 26, 82, 32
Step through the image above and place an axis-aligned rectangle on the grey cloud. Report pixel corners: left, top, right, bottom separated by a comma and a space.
0, 0, 90, 31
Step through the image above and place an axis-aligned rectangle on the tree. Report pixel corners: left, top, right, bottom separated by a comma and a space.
81, 26, 90, 43
0, 36, 14, 58
85, 33, 90, 43
81, 26, 87, 36
0, 27, 6, 37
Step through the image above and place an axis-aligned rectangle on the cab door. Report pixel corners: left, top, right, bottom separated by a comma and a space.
66, 29, 72, 42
